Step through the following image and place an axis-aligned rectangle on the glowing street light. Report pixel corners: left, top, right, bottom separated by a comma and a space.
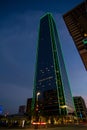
37, 92, 40, 102
36, 92, 40, 111
60, 105, 67, 109
35, 92, 41, 124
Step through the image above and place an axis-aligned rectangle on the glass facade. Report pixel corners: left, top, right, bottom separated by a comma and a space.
63, 2, 87, 70
32, 13, 74, 116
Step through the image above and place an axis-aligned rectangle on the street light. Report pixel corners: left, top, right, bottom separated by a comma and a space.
35, 92, 40, 129
59, 105, 68, 124
36, 92, 40, 111
36, 92, 40, 118
60, 105, 67, 109
37, 92, 40, 102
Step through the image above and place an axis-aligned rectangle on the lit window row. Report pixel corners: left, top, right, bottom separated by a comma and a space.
71, 30, 80, 36
39, 66, 54, 73
66, 21, 75, 26
69, 24, 78, 29
75, 36, 83, 42
38, 76, 53, 82
74, 34, 82, 39
70, 27, 79, 32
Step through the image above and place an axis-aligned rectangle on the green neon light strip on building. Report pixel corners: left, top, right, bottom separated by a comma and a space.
82, 39, 87, 45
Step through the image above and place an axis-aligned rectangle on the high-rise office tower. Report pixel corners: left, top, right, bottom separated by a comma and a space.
63, 1, 87, 70
32, 13, 74, 119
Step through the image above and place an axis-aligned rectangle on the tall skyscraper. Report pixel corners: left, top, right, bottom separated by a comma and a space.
32, 13, 75, 120
63, 1, 87, 70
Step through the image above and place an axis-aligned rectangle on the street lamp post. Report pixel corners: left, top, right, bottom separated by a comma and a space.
34, 92, 40, 129
36, 92, 40, 121
37, 92, 40, 102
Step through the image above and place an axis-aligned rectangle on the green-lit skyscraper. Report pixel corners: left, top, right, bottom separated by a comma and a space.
32, 13, 75, 121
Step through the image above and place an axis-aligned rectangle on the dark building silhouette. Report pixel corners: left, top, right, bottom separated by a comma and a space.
63, 1, 87, 70
73, 96, 87, 121
19, 105, 26, 114
32, 13, 75, 120
26, 98, 32, 114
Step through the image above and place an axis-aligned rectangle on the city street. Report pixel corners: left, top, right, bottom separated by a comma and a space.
0, 126, 87, 130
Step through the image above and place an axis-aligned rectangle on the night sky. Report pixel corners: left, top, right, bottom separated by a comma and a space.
0, 0, 87, 114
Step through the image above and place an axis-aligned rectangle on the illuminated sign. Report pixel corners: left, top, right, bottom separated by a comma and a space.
82, 38, 87, 45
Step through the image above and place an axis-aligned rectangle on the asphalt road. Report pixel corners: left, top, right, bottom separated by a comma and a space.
0, 126, 87, 130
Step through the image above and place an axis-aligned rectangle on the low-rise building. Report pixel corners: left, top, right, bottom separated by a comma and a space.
73, 96, 87, 121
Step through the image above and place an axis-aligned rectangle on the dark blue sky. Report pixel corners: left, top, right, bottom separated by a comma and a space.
0, 0, 87, 114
